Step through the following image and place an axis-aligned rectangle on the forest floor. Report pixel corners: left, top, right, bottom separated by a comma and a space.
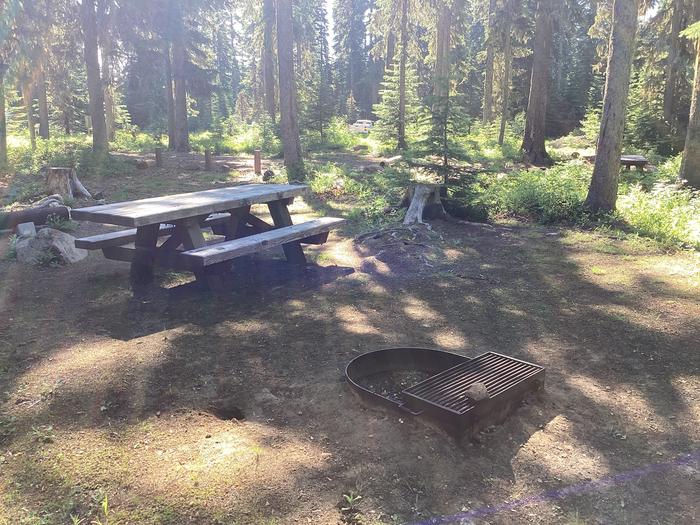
0, 151, 698, 525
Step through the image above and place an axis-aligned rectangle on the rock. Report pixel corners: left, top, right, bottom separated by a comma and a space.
464, 382, 490, 402
254, 388, 280, 405
15, 222, 36, 239
15, 228, 87, 265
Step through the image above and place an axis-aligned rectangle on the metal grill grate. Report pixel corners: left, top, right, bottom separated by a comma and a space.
402, 352, 545, 422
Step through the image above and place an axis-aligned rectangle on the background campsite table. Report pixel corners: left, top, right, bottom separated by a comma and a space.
71, 183, 331, 286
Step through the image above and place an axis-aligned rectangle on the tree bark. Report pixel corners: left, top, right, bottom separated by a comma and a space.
0, 64, 6, 166
262, 0, 277, 120
101, 38, 115, 141
276, 0, 304, 178
22, 82, 36, 150
37, 71, 50, 140
498, 1, 514, 146
483, 0, 497, 123
171, 15, 190, 153
80, 0, 108, 152
585, 0, 640, 212
663, 0, 682, 133
397, 0, 409, 150
163, 45, 176, 150
680, 37, 700, 189
386, 31, 396, 72
522, 0, 555, 166
433, 4, 451, 103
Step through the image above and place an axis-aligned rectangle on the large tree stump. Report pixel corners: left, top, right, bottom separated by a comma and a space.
45, 167, 92, 200
403, 184, 446, 225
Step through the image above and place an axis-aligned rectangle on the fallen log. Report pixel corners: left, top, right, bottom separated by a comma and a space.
0, 205, 70, 231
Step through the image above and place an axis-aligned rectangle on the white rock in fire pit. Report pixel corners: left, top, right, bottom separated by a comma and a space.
464, 382, 490, 402
15, 228, 87, 265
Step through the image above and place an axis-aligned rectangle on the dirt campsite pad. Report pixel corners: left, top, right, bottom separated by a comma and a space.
1, 159, 699, 525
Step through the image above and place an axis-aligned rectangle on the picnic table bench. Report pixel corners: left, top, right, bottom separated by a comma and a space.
72, 184, 344, 287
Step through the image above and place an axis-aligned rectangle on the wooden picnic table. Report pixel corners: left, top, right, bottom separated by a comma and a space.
72, 184, 344, 287
620, 155, 648, 171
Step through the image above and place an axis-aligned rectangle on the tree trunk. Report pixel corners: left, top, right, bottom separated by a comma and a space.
680, 37, 700, 189
0, 64, 7, 166
38, 71, 50, 140
276, 0, 304, 178
163, 45, 176, 150
22, 82, 36, 150
386, 31, 396, 72
433, 4, 451, 103
101, 39, 115, 141
263, 0, 277, 120
498, 0, 514, 146
482, 0, 497, 123
663, 0, 682, 133
584, 0, 640, 212
171, 19, 190, 153
80, 0, 108, 152
397, 0, 409, 150
522, 0, 555, 166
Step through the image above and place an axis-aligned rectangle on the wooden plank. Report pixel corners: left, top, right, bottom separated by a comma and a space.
71, 184, 309, 227
180, 218, 345, 268
268, 200, 306, 265
75, 213, 232, 250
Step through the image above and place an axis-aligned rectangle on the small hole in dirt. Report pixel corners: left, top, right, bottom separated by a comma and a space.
211, 404, 245, 421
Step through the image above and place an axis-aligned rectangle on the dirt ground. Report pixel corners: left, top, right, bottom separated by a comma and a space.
0, 152, 699, 524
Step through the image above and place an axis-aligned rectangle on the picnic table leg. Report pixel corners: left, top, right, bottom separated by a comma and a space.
222, 206, 251, 240
177, 217, 224, 289
130, 224, 160, 286
267, 201, 306, 265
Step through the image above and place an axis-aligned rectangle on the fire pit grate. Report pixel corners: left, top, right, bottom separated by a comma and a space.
345, 348, 545, 439
401, 352, 545, 436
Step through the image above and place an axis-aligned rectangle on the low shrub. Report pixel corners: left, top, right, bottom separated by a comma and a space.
617, 183, 700, 250
482, 162, 591, 223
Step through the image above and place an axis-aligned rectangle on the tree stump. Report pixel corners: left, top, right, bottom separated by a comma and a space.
45, 167, 92, 200
403, 184, 446, 225
46, 168, 73, 199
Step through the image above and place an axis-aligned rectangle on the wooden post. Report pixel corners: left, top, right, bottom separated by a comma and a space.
254, 149, 262, 175
155, 147, 163, 167
205, 149, 214, 171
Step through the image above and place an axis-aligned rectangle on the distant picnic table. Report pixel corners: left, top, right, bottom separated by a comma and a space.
72, 184, 344, 288
620, 155, 649, 171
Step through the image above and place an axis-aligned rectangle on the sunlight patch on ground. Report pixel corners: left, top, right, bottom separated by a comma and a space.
1, 415, 331, 523
402, 296, 442, 323
432, 330, 467, 350
565, 375, 672, 434
512, 414, 611, 489
335, 305, 380, 335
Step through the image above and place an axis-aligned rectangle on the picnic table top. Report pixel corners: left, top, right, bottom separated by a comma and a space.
620, 155, 648, 163
72, 184, 309, 228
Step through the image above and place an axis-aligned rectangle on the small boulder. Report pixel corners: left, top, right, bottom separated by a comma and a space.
15, 222, 36, 239
15, 228, 87, 265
